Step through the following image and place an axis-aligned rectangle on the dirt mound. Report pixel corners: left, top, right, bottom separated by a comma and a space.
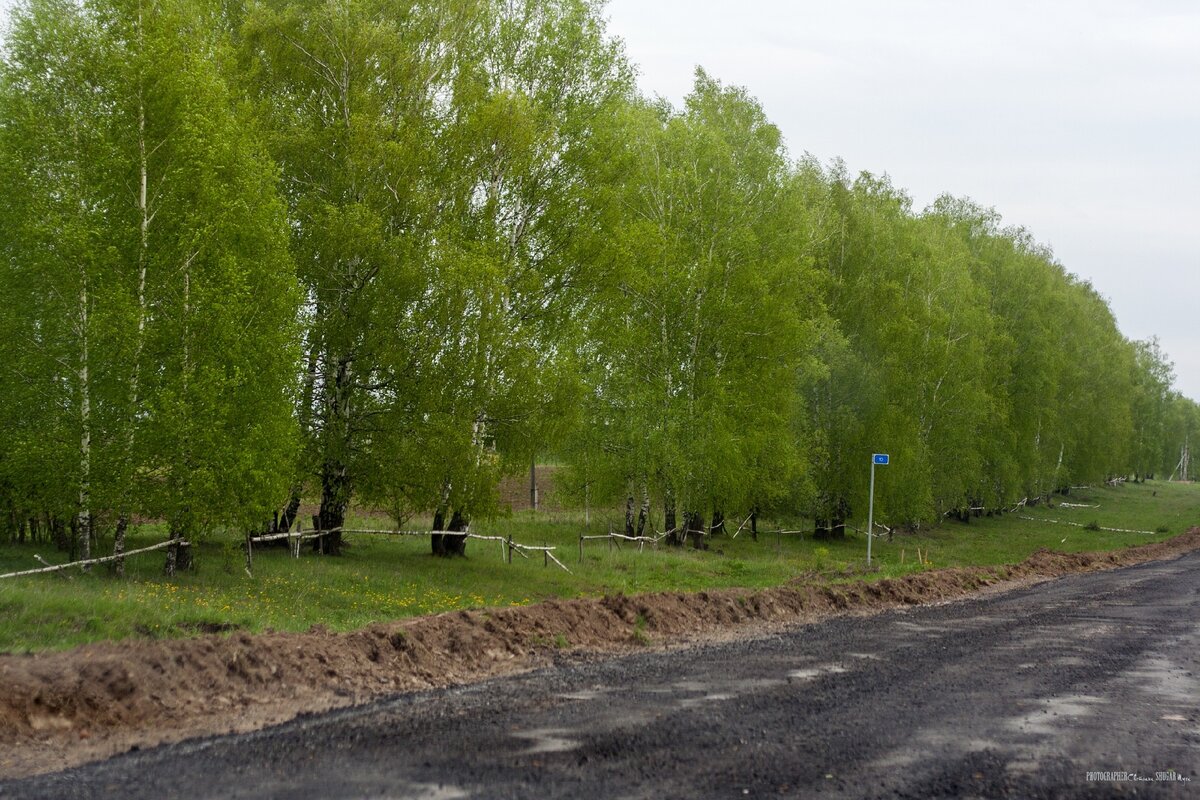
2, 528, 1198, 779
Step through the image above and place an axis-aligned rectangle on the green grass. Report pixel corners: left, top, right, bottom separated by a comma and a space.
1, 480, 1196, 653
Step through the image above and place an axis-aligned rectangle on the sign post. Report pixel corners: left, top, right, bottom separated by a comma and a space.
867, 454, 889, 565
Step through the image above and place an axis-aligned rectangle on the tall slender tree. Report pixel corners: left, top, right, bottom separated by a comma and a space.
566, 71, 822, 543
0, 0, 300, 572
243, 0, 479, 553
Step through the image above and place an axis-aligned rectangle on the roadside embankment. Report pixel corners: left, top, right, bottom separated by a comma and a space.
2, 527, 1198, 779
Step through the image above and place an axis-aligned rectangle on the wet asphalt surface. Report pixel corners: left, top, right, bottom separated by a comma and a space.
4, 553, 1200, 799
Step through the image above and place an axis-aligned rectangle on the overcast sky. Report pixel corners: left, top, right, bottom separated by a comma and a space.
1, 0, 1196, 398
606, 0, 1200, 400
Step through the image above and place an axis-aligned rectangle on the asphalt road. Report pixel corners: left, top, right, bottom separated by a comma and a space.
5, 553, 1200, 799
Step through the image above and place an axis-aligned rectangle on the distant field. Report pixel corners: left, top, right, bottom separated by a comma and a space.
0, 480, 1196, 652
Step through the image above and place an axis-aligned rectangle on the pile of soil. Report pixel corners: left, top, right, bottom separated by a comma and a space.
2, 528, 1198, 779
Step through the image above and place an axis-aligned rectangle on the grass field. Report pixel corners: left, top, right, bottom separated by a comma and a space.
1, 480, 1197, 652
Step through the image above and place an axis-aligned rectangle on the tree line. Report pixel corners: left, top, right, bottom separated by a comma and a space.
2, 0, 1196, 570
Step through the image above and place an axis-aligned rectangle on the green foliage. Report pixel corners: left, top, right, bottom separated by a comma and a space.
632, 613, 650, 645
0, 0, 1195, 578
242, 0, 631, 538
802, 172, 999, 525
563, 71, 823, 529
0, 0, 299, 554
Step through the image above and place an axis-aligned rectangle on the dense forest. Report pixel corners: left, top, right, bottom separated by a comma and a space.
2, 0, 1197, 572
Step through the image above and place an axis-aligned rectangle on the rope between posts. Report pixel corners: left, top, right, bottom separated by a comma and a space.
251, 527, 573, 573
0, 539, 191, 580
1016, 515, 1155, 535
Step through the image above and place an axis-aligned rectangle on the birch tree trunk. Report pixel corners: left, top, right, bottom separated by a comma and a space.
636, 482, 649, 537
279, 328, 320, 533
664, 492, 680, 546
430, 480, 452, 556
529, 455, 537, 512
114, 72, 152, 578
443, 508, 468, 557
76, 274, 91, 567
165, 260, 192, 577
316, 355, 353, 556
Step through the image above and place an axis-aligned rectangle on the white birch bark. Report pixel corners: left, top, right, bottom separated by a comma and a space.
77, 274, 91, 566
114, 17, 152, 577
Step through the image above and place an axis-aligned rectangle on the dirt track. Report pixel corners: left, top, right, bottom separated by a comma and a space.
1, 530, 1199, 783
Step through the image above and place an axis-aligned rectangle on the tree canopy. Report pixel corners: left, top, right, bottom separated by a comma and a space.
1, 0, 1195, 563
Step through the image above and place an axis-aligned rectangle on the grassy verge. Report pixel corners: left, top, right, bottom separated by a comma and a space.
1, 480, 1196, 652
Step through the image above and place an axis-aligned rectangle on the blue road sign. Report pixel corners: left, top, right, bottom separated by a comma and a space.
873, 454, 890, 465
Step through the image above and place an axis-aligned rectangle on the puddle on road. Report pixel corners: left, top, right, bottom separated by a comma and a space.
727, 677, 787, 691
511, 728, 581, 754
1008, 694, 1107, 736
398, 783, 470, 800
677, 692, 735, 710
1122, 653, 1200, 706
870, 733, 1002, 772
788, 664, 849, 681
1049, 656, 1086, 667
555, 688, 610, 701
894, 621, 950, 633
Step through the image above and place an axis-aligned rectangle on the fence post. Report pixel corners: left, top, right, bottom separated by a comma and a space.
507, 534, 513, 564
578, 534, 583, 564
608, 522, 613, 554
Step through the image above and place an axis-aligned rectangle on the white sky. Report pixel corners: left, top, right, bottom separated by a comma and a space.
2, 0, 1197, 397
606, 0, 1200, 400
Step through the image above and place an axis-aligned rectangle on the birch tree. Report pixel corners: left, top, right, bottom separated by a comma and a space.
1129, 339, 1173, 480
245, 0, 628, 556
1, 0, 300, 572
403, 0, 631, 555
242, 0, 480, 554
126, 0, 299, 572
1162, 393, 1200, 479
802, 172, 996, 533
0, 0, 131, 561
567, 71, 821, 544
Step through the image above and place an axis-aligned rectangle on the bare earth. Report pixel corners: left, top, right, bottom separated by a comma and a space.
1, 529, 1198, 781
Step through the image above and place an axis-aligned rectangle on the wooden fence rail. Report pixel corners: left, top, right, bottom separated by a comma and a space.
0, 539, 190, 580
1015, 515, 1155, 535
246, 525, 573, 574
